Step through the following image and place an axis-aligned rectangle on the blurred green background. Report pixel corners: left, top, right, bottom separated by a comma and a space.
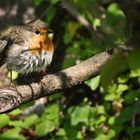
0, 0, 140, 140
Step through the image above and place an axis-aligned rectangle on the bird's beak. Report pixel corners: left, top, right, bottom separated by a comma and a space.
48, 29, 54, 39
48, 29, 53, 34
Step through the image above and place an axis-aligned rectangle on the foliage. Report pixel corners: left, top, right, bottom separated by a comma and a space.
0, 0, 140, 140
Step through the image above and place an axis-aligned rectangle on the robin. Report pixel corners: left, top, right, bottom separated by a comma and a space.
0, 19, 54, 78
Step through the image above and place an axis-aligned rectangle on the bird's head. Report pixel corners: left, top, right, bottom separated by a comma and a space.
25, 19, 53, 36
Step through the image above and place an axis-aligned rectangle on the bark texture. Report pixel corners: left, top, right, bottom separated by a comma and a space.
0, 52, 110, 113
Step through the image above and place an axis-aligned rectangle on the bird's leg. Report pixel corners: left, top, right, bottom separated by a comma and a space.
8, 70, 18, 86
10, 70, 13, 85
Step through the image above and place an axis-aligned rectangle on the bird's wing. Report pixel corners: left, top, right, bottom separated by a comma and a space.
0, 39, 8, 67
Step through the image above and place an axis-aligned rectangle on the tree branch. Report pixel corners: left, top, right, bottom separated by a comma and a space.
60, 0, 105, 41
0, 52, 110, 113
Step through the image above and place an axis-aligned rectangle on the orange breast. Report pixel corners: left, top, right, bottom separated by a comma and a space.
30, 35, 54, 56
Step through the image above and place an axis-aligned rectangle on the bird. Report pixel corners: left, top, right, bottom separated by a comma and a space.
0, 19, 54, 77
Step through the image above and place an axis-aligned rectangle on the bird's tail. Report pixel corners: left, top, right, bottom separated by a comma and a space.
0, 40, 8, 67
0, 40, 7, 52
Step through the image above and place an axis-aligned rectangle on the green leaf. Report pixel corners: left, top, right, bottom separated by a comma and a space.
104, 83, 127, 100
124, 90, 138, 104
112, 124, 123, 134
10, 109, 22, 115
93, 18, 101, 29
0, 127, 25, 140
64, 33, 73, 44
95, 134, 108, 140
68, 105, 90, 125
108, 116, 115, 125
116, 107, 134, 124
107, 129, 116, 139
9, 120, 28, 129
48, 92, 63, 101
35, 104, 60, 136
64, 121, 78, 140
77, 131, 83, 139
129, 69, 140, 77
24, 114, 39, 128
50, 0, 60, 5
108, 83, 118, 94
101, 51, 126, 89
42, 104, 59, 123
127, 127, 140, 136
56, 129, 66, 137
45, 6, 56, 25
116, 84, 128, 95
67, 22, 80, 36
88, 107, 97, 128
104, 93, 117, 101
35, 120, 56, 136
127, 49, 140, 70
106, 3, 125, 26
117, 75, 129, 84
0, 114, 10, 128
95, 115, 106, 125
85, 75, 100, 91
33, 0, 43, 6
97, 106, 106, 115
62, 56, 76, 68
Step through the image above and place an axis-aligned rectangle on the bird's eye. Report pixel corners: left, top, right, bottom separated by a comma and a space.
35, 30, 40, 34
